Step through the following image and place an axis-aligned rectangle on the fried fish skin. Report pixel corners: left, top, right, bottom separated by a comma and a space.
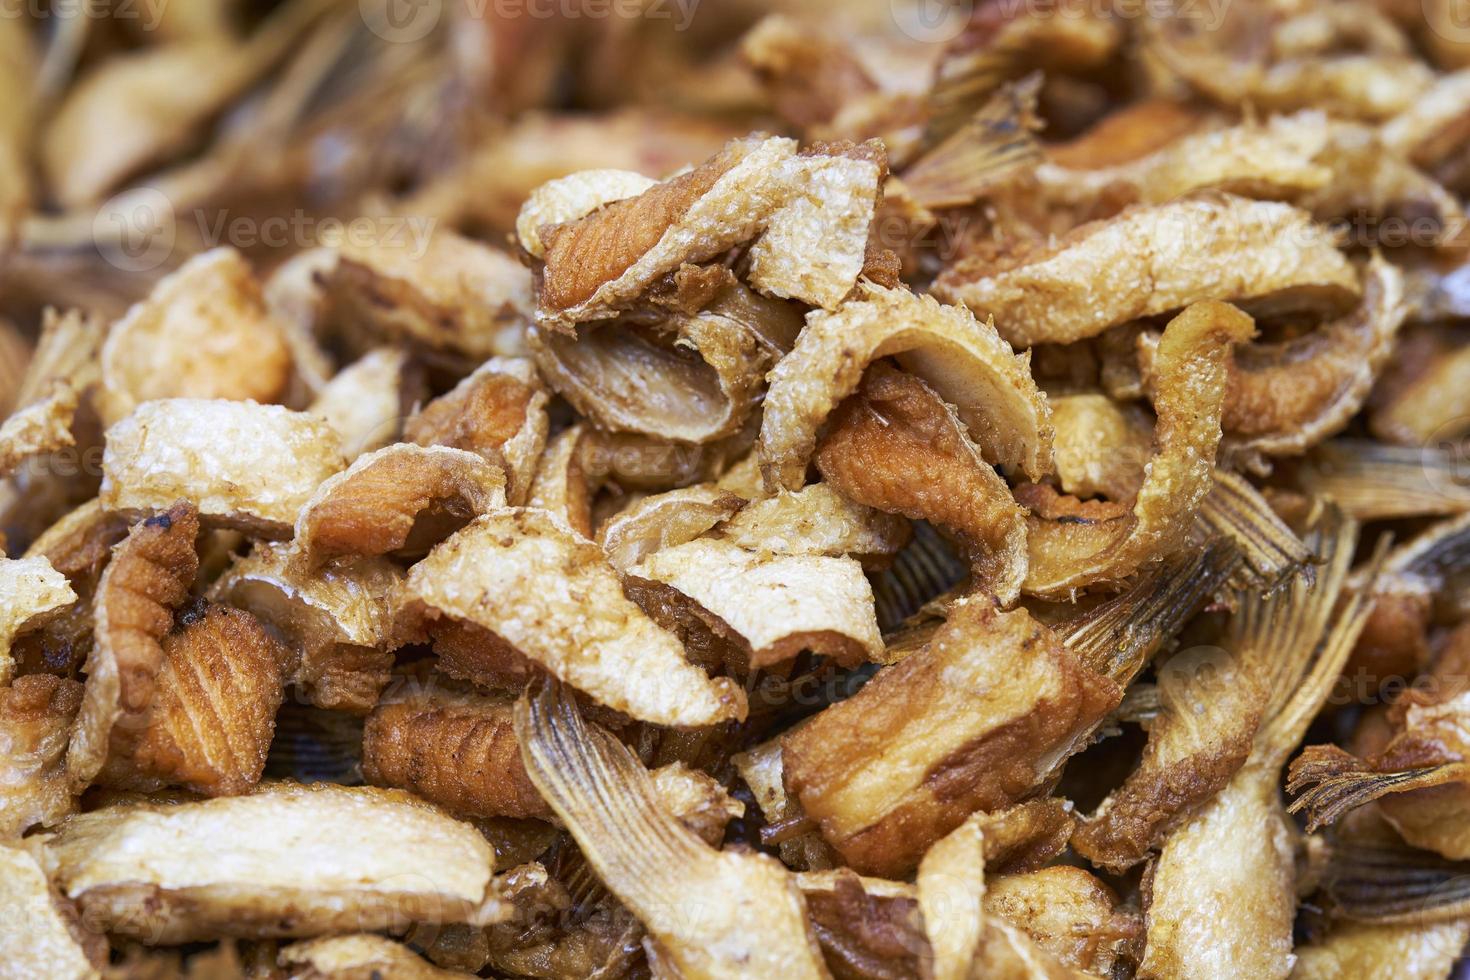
782, 598, 1120, 877
0, 554, 76, 684
0, 674, 82, 837
0, 841, 105, 979
45, 782, 498, 943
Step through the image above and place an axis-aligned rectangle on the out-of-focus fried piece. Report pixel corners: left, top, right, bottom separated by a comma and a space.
97, 248, 293, 427
516, 680, 830, 979
325, 230, 534, 363
815, 365, 1027, 602
0, 380, 79, 482
760, 283, 1054, 492
628, 537, 883, 670
0, 555, 76, 684
1022, 301, 1253, 596
0, 308, 102, 484
45, 782, 501, 943
0, 841, 106, 978
738, 15, 878, 131
783, 598, 1120, 876
100, 399, 345, 538
99, 600, 287, 797
291, 444, 505, 568
0, 674, 82, 837
1369, 331, 1470, 449
1074, 645, 1265, 873
407, 508, 746, 727
1291, 919, 1470, 979
934, 195, 1357, 348
405, 357, 548, 506
279, 934, 468, 979
67, 502, 199, 791
598, 486, 745, 570
211, 543, 403, 714
984, 867, 1141, 976
712, 482, 910, 567
307, 348, 413, 460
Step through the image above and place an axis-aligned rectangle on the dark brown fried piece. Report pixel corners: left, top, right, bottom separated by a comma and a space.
0, 673, 82, 836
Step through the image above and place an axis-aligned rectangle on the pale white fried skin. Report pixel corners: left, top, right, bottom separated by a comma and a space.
0, 842, 105, 979
782, 598, 1120, 877
933, 195, 1358, 349
0, 379, 79, 481
711, 483, 910, 567
407, 507, 746, 727
916, 813, 987, 980
307, 347, 412, 460
210, 543, 404, 714
326, 229, 535, 361
629, 538, 883, 669
100, 399, 346, 538
67, 502, 199, 793
404, 357, 549, 506
983, 867, 1141, 976
290, 444, 506, 568
759, 283, 1054, 492
0, 555, 76, 684
43, 782, 500, 943
598, 486, 746, 570
515, 680, 830, 980
279, 934, 469, 979
97, 248, 293, 427
526, 424, 597, 538
0, 675, 82, 837
1291, 920, 1470, 979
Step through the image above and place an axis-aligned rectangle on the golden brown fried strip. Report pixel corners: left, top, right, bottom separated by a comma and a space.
525, 424, 595, 538
1023, 301, 1254, 597
1047, 393, 1151, 503
761, 283, 1054, 492
984, 867, 1141, 977
404, 357, 548, 505
67, 502, 199, 792
782, 598, 1120, 876
98, 600, 288, 797
934, 195, 1357, 348
815, 366, 1027, 603
291, 444, 506, 568
0, 674, 82, 837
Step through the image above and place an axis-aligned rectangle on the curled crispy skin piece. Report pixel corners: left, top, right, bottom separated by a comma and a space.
99, 601, 288, 797
45, 782, 500, 943
815, 366, 1027, 602
1023, 302, 1254, 597
515, 679, 830, 980
0, 380, 79, 481
307, 348, 412, 460
783, 598, 1120, 877
712, 482, 911, 566
984, 867, 1142, 977
526, 424, 595, 538
598, 486, 746, 571
327, 230, 534, 361
629, 538, 883, 669
761, 283, 1053, 491
291, 444, 507, 568
0, 675, 83, 836
0, 842, 106, 979
101, 399, 346, 538
211, 543, 403, 714
405, 357, 548, 506
97, 248, 292, 427
0, 555, 76, 684
67, 503, 199, 792
934, 195, 1358, 348
515, 168, 657, 260
279, 934, 467, 980
916, 813, 987, 980
407, 508, 746, 727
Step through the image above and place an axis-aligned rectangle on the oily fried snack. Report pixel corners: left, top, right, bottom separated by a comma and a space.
598, 486, 746, 570
783, 598, 1120, 876
1292, 920, 1470, 980
290, 444, 506, 568
44, 782, 500, 943
1022, 301, 1254, 597
97, 248, 293, 427
516, 679, 830, 979
515, 168, 656, 261
326, 230, 535, 362
279, 934, 466, 979
307, 348, 413, 460
210, 543, 404, 714
814, 366, 1027, 602
712, 482, 911, 567
0, 675, 82, 837
407, 508, 746, 727
0, 380, 79, 481
1047, 393, 1152, 503
760, 283, 1053, 492
404, 357, 549, 506
933, 194, 1358, 348
628, 538, 884, 669
0, 555, 76, 684
67, 502, 199, 791
526, 424, 596, 538
100, 399, 346, 538
0, 842, 106, 978
99, 600, 289, 797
